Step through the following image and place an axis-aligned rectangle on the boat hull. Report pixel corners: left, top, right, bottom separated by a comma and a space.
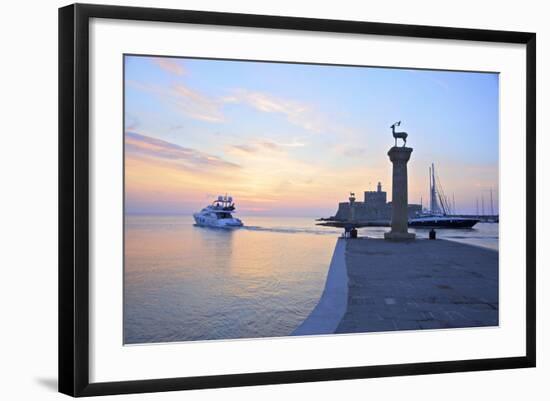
408, 218, 479, 229
193, 214, 243, 228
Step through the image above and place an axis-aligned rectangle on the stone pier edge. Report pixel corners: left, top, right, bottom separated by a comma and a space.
292, 238, 348, 336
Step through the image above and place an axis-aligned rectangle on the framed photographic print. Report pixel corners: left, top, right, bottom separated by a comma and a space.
58, 3, 536, 397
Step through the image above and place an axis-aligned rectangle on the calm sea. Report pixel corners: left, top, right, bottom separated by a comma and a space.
124, 215, 499, 344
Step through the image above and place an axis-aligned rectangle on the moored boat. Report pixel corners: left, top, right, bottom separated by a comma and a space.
409, 214, 479, 228
409, 163, 479, 229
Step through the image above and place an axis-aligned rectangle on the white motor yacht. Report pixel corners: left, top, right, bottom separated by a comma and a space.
193, 195, 243, 228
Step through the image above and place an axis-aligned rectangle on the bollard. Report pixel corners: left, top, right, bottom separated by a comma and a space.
429, 228, 436, 240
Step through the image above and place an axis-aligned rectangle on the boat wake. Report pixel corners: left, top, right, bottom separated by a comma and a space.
241, 225, 341, 236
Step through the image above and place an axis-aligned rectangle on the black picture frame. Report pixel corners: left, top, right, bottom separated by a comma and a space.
59, 3, 536, 397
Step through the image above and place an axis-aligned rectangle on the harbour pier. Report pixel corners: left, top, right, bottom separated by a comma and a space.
293, 237, 498, 336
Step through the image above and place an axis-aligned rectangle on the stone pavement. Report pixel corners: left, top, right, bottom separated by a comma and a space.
335, 238, 498, 333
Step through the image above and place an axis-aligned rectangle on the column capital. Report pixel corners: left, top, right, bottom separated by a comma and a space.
387, 146, 413, 163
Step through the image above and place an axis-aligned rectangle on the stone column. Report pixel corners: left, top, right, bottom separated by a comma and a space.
384, 146, 416, 240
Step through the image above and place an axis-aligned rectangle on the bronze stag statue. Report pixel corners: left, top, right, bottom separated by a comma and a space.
391, 121, 408, 147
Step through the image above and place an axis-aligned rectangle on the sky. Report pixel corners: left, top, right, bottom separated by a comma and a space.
124, 55, 499, 216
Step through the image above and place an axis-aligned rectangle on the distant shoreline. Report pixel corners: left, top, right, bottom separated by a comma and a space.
124, 212, 331, 219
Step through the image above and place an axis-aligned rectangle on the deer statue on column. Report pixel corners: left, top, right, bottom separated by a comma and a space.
390, 121, 408, 147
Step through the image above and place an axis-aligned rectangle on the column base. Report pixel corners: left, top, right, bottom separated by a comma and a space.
384, 231, 416, 241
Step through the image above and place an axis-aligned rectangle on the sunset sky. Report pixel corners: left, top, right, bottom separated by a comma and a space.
124, 55, 499, 217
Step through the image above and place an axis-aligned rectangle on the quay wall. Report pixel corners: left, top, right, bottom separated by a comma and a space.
292, 238, 348, 336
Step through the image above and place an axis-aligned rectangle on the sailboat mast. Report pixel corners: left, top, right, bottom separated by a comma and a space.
428, 166, 434, 213
452, 193, 456, 215
490, 188, 494, 216
430, 163, 440, 214
432, 163, 437, 212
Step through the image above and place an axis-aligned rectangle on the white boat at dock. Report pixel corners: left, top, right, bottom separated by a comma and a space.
409, 163, 479, 229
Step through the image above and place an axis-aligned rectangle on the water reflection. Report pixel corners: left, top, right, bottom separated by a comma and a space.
124, 215, 335, 344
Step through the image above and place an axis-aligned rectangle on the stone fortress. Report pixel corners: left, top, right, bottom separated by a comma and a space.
332, 182, 421, 223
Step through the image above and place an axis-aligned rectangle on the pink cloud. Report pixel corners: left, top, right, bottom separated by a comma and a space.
129, 80, 225, 123
223, 89, 324, 133
151, 57, 187, 76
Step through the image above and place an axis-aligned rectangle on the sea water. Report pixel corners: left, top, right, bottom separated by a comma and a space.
124, 215, 499, 344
